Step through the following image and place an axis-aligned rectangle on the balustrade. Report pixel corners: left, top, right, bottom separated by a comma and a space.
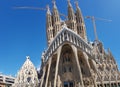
44, 28, 92, 61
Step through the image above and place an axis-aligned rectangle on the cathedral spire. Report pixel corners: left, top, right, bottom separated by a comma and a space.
67, 0, 75, 19
52, 0, 57, 9
75, 1, 87, 40
46, 5, 53, 45
75, 1, 80, 12
52, 0, 59, 16
67, 0, 72, 8
52, 0, 61, 37
67, 0, 77, 32
46, 5, 51, 15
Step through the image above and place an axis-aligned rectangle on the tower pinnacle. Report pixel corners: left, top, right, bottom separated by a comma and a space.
67, 0, 77, 32
75, 0, 87, 40
52, 0, 57, 9
46, 5, 51, 15
75, 0, 81, 12
52, 0, 61, 37
67, 0, 72, 7
75, 0, 79, 7
26, 56, 30, 59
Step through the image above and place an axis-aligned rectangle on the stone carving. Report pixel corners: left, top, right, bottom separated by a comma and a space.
13, 56, 39, 87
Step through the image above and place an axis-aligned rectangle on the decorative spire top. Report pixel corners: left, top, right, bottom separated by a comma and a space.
67, 0, 75, 19
75, 0, 80, 10
52, 0, 57, 9
67, 0, 70, 3
67, 0, 72, 7
75, 0, 82, 16
46, 5, 51, 15
75, 0, 79, 7
26, 56, 30, 59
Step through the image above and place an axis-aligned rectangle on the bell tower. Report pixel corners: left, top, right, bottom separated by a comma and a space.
52, 0, 61, 37
46, 5, 53, 45
46, 0, 61, 46
67, 0, 77, 32
75, 1, 87, 40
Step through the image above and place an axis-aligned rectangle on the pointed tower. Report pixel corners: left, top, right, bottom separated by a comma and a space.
75, 1, 87, 40
67, 0, 77, 32
52, 0, 61, 37
46, 5, 53, 45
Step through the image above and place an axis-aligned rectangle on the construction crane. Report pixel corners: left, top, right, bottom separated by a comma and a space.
13, 6, 68, 19
85, 16, 112, 41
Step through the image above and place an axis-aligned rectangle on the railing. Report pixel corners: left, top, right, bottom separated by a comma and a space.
44, 27, 93, 61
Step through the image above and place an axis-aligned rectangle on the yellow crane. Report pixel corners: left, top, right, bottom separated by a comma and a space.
85, 16, 112, 41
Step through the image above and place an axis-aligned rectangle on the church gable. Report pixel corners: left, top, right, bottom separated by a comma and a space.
13, 56, 39, 87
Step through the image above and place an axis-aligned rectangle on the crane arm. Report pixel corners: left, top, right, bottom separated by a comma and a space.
85, 16, 112, 41
59, 13, 68, 19
13, 6, 46, 11
94, 17, 112, 22
13, 6, 68, 19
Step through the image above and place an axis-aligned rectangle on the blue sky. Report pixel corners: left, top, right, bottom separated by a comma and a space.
0, 0, 120, 76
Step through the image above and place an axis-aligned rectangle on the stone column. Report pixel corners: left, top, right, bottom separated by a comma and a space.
83, 52, 97, 87
101, 79, 105, 87
60, 35, 62, 44
66, 32, 69, 41
71, 45, 84, 87
49, 81, 51, 87
70, 34, 72, 42
62, 33, 65, 41
109, 73, 111, 87
116, 74, 119, 87
54, 46, 62, 87
55, 41, 57, 49
83, 52, 91, 70
45, 58, 52, 87
40, 67, 46, 87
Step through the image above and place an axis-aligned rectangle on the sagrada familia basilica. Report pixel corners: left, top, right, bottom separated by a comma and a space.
13, 0, 120, 87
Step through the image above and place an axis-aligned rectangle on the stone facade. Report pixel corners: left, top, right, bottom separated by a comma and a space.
39, 0, 120, 87
13, 56, 39, 87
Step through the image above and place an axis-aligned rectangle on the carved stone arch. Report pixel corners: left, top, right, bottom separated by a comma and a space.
59, 44, 76, 81
43, 64, 49, 87
56, 44, 84, 87
49, 54, 57, 83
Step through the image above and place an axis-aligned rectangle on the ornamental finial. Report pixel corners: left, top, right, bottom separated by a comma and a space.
26, 56, 30, 59
75, 0, 79, 7
46, 5, 51, 15
52, 0, 57, 8
67, 0, 70, 2
52, 0, 56, 5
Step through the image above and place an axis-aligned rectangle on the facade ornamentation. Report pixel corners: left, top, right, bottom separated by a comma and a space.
39, 0, 120, 87
13, 56, 39, 87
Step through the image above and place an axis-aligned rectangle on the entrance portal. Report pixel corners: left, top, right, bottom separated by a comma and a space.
64, 82, 74, 87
